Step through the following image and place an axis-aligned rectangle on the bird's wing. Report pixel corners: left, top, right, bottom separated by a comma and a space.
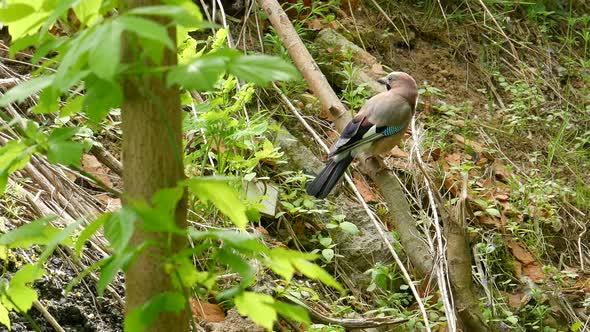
328, 92, 411, 158
328, 115, 374, 157
328, 116, 406, 158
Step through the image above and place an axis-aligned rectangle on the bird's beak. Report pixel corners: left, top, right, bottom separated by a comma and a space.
376, 77, 388, 85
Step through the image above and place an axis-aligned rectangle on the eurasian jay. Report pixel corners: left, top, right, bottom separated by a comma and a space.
306, 71, 418, 199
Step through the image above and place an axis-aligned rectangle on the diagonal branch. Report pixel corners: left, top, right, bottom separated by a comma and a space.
272, 82, 432, 332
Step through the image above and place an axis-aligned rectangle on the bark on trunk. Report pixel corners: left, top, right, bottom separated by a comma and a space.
122, 1, 188, 331
446, 175, 490, 331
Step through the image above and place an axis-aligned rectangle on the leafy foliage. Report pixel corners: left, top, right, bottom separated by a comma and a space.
0, 0, 320, 330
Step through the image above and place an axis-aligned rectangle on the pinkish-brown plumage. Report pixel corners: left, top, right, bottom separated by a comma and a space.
306, 71, 418, 199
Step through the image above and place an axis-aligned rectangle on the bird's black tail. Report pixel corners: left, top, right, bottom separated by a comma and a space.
306, 155, 353, 199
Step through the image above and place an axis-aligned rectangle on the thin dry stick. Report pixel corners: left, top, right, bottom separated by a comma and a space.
364, 0, 408, 47
253, 2, 265, 53
0, 77, 21, 88
90, 145, 123, 176
17, 253, 65, 332
257, 0, 350, 130
347, 1, 366, 51
273, 83, 432, 331
578, 222, 587, 271
289, 296, 409, 328
410, 116, 456, 332
475, 0, 519, 61
33, 301, 66, 332
436, 0, 449, 32
343, 175, 432, 329
210, 0, 250, 122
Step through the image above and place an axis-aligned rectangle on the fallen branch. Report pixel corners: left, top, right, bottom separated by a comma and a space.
0, 77, 22, 89
33, 301, 66, 332
259, 0, 434, 328
258, 0, 433, 279
288, 296, 408, 328
90, 145, 123, 177
450, 174, 491, 331
257, 0, 350, 131
272, 82, 431, 331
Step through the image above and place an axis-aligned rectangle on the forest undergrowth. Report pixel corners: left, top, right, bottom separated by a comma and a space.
0, 0, 588, 331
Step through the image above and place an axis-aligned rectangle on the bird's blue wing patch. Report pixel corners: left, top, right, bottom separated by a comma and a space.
381, 125, 405, 137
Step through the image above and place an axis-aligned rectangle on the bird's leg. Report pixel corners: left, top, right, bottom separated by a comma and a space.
360, 154, 386, 177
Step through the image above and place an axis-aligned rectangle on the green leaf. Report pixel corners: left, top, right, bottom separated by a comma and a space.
128, 200, 182, 234
486, 208, 501, 218
47, 127, 77, 141
3, 3, 49, 40
152, 185, 185, 217
0, 3, 35, 23
31, 87, 60, 114
506, 315, 518, 325
0, 216, 59, 248
0, 174, 7, 195
234, 292, 276, 331
60, 95, 86, 118
127, 5, 204, 28
104, 208, 135, 254
75, 213, 111, 257
190, 230, 267, 254
168, 256, 199, 289
0, 75, 54, 107
321, 248, 334, 261
65, 259, 103, 293
292, 258, 342, 291
116, 15, 174, 49
98, 244, 144, 296
167, 55, 228, 91
73, 0, 103, 26
38, 219, 81, 263
47, 128, 84, 166
319, 237, 332, 248
9, 33, 41, 58
0, 140, 32, 171
31, 35, 67, 64
184, 178, 248, 229
571, 321, 582, 332
228, 54, 299, 86
266, 248, 321, 283
267, 248, 295, 281
4, 264, 42, 312
53, 29, 95, 92
84, 76, 123, 122
89, 22, 123, 81
124, 292, 185, 332
339, 221, 359, 235
0, 140, 33, 193
217, 248, 254, 285
271, 301, 309, 325
0, 303, 9, 329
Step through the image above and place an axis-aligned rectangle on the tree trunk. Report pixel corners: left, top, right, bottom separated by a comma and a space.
445, 175, 490, 332
122, 1, 188, 331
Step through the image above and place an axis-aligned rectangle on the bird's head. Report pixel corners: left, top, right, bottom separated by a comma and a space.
376, 71, 416, 91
